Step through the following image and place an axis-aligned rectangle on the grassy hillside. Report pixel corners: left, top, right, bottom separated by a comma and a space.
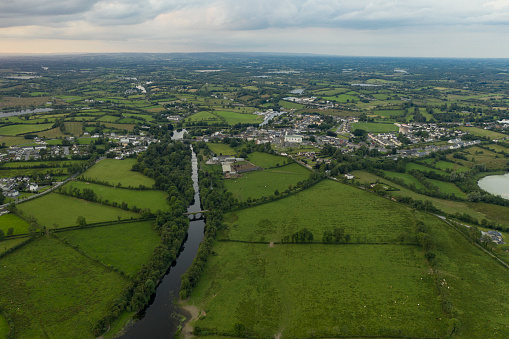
59, 221, 160, 276
80, 159, 155, 188
223, 180, 415, 243
17, 193, 138, 228
224, 163, 311, 202
0, 237, 128, 338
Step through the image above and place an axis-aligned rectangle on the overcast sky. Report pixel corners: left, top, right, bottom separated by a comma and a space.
1, 0, 509, 57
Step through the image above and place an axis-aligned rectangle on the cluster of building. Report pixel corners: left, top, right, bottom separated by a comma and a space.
0, 177, 40, 198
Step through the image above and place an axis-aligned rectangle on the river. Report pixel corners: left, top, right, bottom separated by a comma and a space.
120, 147, 205, 338
478, 173, 509, 199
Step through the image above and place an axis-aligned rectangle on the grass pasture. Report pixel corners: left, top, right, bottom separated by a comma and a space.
0, 237, 27, 254
0, 123, 53, 136
383, 171, 427, 191
406, 162, 448, 176
59, 220, 161, 276
0, 136, 29, 147
63, 181, 169, 212
0, 237, 128, 338
186, 242, 447, 338
247, 152, 290, 169
0, 213, 30, 235
428, 179, 467, 199
351, 122, 398, 133
80, 159, 155, 188
223, 180, 414, 243
432, 160, 470, 173
423, 214, 509, 338
458, 126, 508, 139
187, 111, 221, 123
207, 143, 236, 156
214, 111, 263, 125
64, 121, 83, 136
224, 163, 311, 202
17, 193, 138, 228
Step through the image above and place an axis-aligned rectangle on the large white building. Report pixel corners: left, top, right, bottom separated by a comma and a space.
284, 135, 303, 143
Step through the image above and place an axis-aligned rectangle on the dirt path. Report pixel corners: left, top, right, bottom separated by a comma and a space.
180, 303, 200, 339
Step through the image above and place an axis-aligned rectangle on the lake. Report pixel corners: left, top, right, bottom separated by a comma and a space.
478, 173, 509, 199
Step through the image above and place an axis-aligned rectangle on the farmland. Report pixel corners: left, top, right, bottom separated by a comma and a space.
59, 220, 161, 276
351, 122, 399, 133
224, 163, 312, 202
62, 181, 169, 212
79, 159, 155, 188
246, 152, 290, 168
223, 180, 415, 243
0, 123, 53, 136
17, 193, 139, 229
0, 213, 30, 235
207, 143, 236, 156
0, 237, 128, 338
214, 111, 263, 125
186, 242, 446, 338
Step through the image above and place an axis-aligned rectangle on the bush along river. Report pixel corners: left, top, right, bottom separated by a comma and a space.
120, 146, 205, 338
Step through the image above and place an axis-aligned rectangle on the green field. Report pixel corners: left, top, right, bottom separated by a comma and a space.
432, 160, 470, 173
80, 159, 155, 188
223, 180, 414, 243
0, 237, 128, 338
278, 100, 305, 110
351, 122, 399, 133
0, 312, 9, 337
187, 111, 221, 123
372, 109, 405, 117
352, 170, 486, 221
207, 143, 236, 156
0, 123, 53, 136
0, 213, 30, 235
247, 152, 290, 169
59, 221, 160, 276
406, 162, 448, 176
428, 179, 467, 199
63, 181, 169, 212
422, 214, 509, 338
214, 111, 263, 125
186, 242, 446, 338
382, 171, 427, 191
0, 237, 27, 254
17, 193, 138, 228
224, 163, 311, 201
64, 121, 83, 136
459, 126, 508, 139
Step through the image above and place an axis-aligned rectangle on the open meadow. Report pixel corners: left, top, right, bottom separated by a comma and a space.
214, 111, 263, 125
80, 158, 155, 188
224, 163, 311, 202
0, 213, 30, 235
17, 193, 138, 228
223, 179, 415, 243
186, 242, 447, 338
0, 123, 53, 136
0, 237, 128, 338
63, 181, 169, 212
421, 214, 509, 338
246, 152, 290, 169
59, 220, 160, 276
207, 143, 236, 156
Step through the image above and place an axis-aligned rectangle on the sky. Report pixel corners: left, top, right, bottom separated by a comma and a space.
1, 0, 509, 58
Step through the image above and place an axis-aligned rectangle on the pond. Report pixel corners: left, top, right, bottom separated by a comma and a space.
478, 173, 509, 199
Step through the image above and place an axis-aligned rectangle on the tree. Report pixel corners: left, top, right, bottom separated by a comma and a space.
77, 216, 87, 228
0, 229, 4, 242
7, 227, 14, 236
